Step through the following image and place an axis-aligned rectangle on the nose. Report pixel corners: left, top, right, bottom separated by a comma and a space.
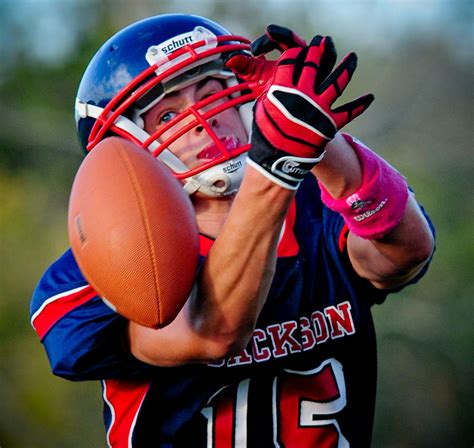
195, 118, 218, 134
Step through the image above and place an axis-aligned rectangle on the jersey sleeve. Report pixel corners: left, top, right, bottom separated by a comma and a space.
30, 249, 155, 381
370, 197, 436, 299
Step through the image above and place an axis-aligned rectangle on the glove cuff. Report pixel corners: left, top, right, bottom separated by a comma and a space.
248, 124, 326, 190
319, 133, 409, 239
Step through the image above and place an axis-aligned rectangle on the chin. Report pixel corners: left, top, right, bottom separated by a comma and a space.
192, 190, 237, 201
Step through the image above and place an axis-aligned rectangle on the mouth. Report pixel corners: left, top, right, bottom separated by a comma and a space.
197, 136, 240, 160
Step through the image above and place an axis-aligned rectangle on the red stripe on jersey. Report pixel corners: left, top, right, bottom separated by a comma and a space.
103, 379, 150, 448
214, 391, 234, 447
338, 224, 349, 252
199, 233, 215, 257
277, 198, 299, 257
31, 285, 98, 340
198, 199, 299, 258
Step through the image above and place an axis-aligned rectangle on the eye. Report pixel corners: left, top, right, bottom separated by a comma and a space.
198, 80, 224, 102
159, 110, 177, 125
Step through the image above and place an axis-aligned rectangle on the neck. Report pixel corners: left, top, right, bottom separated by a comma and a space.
191, 192, 235, 239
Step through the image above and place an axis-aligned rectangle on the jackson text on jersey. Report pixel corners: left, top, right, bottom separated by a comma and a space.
208, 301, 355, 368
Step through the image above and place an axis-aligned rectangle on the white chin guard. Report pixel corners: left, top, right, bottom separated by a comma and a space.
183, 153, 247, 197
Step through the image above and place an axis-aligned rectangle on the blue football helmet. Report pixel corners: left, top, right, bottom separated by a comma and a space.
75, 14, 256, 197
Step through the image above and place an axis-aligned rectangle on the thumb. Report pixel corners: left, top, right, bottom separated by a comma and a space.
224, 53, 255, 76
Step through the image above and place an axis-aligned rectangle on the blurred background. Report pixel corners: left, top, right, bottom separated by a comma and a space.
0, 0, 472, 446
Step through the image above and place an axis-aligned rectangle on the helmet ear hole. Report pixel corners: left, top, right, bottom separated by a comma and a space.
209, 176, 230, 193
186, 153, 247, 197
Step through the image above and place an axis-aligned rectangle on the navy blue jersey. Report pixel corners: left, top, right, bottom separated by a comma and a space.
30, 175, 433, 447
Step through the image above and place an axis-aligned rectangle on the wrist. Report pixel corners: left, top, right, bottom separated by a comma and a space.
248, 123, 326, 190
243, 161, 296, 200
319, 134, 409, 240
312, 133, 362, 199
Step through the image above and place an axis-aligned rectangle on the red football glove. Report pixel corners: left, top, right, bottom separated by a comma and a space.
247, 36, 375, 190
225, 24, 307, 96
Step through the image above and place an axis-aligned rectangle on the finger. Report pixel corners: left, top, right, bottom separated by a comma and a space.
224, 53, 255, 76
297, 36, 336, 92
251, 33, 277, 56
266, 24, 306, 51
272, 46, 305, 86
292, 46, 310, 85
313, 36, 337, 87
296, 35, 337, 92
317, 52, 358, 104
251, 24, 306, 56
297, 45, 324, 92
331, 93, 375, 128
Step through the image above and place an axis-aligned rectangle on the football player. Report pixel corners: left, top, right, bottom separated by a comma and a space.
30, 13, 435, 447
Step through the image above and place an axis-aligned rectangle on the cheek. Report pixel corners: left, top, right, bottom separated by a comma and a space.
159, 124, 197, 164
234, 113, 249, 142
221, 108, 248, 137
146, 117, 191, 150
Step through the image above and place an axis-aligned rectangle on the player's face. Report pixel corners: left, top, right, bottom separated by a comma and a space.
143, 78, 248, 170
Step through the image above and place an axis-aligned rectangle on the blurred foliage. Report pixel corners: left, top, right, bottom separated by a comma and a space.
0, 1, 472, 447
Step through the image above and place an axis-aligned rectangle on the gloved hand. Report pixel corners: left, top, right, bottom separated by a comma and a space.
225, 25, 307, 96
247, 36, 375, 190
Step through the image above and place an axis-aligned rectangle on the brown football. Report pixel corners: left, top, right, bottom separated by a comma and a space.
68, 137, 199, 328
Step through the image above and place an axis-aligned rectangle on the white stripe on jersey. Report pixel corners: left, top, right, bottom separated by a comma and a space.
30, 285, 90, 329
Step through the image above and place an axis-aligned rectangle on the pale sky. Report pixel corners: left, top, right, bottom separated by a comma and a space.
1, 0, 472, 65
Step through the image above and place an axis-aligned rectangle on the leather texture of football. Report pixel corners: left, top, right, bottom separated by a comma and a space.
68, 137, 199, 328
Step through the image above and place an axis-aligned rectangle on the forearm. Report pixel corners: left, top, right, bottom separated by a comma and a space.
347, 195, 434, 288
189, 166, 294, 349
128, 166, 294, 366
313, 133, 434, 288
